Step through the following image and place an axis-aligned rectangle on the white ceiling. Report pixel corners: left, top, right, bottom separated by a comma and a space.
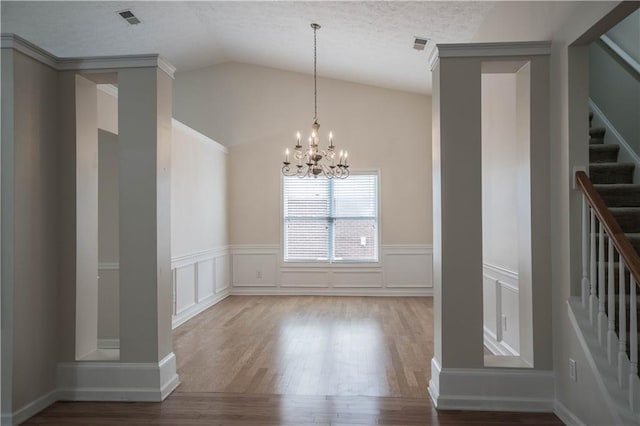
1, 1, 497, 94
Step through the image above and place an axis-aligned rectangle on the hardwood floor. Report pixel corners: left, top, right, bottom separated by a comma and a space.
173, 296, 433, 398
24, 296, 564, 425
24, 393, 564, 425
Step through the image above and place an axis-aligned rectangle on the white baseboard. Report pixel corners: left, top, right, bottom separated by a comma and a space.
230, 288, 432, 297
483, 326, 519, 356
554, 400, 586, 426
97, 339, 120, 350
429, 357, 555, 412
56, 352, 179, 402
5, 389, 58, 425
172, 289, 230, 329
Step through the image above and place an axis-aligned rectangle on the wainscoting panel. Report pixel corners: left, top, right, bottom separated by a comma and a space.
197, 259, 215, 302
174, 265, 197, 315
231, 245, 279, 287
215, 255, 230, 293
332, 270, 383, 288
383, 245, 433, 288
280, 270, 330, 287
230, 244, 432, 296
171, 247, 231, 329
482, 263, 519, 356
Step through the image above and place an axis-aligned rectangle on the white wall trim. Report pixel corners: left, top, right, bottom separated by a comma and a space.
97, 339, 120, 350
600, 35, 640, 76
429, 357, 555, 412
231, 288, 432, 297
483, 263, 518, 286
230, 244, 432, 295
566, 298, 629, 425
6, 389, 58, 426
172, 119, 228, 154
171, 247, 230, 329
56, 352, 179, 403
171, 246, 229, 269
98, 262, 119, 271
483, 326, 518, 356
554, 400, 586, 426
0, 33, 175, 78
436, 41, 551, 59
589, 98, 640, 184
172, 290, 230, 329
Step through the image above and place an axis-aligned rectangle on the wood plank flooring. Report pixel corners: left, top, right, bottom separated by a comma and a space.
173, 296, 433, 398
24, 392, 564, 425
24, 296, 564, 425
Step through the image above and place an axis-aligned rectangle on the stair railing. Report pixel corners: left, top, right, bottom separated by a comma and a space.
576, 170, 640, 411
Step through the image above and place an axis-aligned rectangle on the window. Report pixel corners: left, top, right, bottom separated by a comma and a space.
283, 173, 379, 262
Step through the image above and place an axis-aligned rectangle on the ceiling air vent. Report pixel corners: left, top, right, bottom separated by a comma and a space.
413, 37, 429, 51
117, 9, 141, 25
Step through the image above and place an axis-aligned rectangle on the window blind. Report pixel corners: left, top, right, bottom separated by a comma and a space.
283, 173, 378, 262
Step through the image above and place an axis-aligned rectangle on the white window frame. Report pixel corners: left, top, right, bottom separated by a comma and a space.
280, 169, 381, 266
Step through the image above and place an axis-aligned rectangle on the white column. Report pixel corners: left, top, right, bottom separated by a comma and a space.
118, 67, 174, 365
431, 57, 484, 371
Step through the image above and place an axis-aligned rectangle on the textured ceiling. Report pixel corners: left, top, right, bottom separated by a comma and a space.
1, 1, 497, 94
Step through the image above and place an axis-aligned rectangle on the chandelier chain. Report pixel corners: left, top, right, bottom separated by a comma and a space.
313, 25, 317, 120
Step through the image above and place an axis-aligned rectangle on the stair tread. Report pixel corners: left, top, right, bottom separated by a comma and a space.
590, 163, 635, 169
590, 127, 606, 136
590, 144, 620, 151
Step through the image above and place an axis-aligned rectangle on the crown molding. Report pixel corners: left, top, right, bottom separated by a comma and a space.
1, 33, 57, 69
428, 46, 440, 71
436, 41, 552, 59
1, 33, 175, 79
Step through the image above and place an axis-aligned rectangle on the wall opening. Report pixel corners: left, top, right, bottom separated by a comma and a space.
481, 60, 534, 368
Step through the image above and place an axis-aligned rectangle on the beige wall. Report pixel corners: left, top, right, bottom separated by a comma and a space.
171, 122, 228, 256
8, 50, 60, 411
481, 73, 519, 272
98, 129, 119, 341
173, 62, 432, 246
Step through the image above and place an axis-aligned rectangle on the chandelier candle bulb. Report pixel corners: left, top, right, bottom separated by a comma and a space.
285, 148, 289, 163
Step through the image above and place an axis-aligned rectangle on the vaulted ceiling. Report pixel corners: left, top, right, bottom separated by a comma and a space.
1, 1, 499, 94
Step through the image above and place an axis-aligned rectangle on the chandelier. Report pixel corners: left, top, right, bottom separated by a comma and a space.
282, 23, 350, 179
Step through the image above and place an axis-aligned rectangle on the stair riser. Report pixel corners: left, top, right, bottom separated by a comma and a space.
596, 191, 640, 208
590, 167, 634, 185
611, 213, 640, 233
590, 150, 619, 163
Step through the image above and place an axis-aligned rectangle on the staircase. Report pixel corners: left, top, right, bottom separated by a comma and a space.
577, 111, 640, 421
